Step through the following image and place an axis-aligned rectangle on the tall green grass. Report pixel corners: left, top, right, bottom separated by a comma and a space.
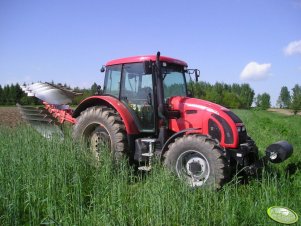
0, 110, 300, 225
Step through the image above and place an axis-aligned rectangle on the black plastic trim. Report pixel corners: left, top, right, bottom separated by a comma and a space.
160, 128, 200, 158
212, 114, 234, 144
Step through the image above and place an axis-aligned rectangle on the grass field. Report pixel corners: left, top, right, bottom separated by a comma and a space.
0, 110, 300, 225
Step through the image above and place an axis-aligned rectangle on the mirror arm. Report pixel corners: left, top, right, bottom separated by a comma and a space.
195, 69, 200, 82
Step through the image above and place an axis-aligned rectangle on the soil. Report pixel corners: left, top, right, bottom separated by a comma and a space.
0, 107, 24, 127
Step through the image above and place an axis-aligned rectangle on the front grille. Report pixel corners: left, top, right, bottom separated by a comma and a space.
208, 119, 221, 141
212, 114, 234, 144
224, 110, 247, 144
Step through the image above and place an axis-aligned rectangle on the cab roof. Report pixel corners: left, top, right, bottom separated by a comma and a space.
106, 55, 188, 67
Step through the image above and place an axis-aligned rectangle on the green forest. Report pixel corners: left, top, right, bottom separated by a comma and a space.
0, 82, 301, 113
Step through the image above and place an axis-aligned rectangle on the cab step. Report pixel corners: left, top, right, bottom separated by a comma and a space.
138, 166, 152, 171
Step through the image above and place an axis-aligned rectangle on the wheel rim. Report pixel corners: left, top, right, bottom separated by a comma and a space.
175, 150, 210, 187
89, 127, 110, 160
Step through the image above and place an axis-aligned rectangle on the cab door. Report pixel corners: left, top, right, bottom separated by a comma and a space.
120, 62, 155, 132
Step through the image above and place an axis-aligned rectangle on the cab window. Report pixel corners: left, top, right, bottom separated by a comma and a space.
163, 70, 187, 100
103, 65, 122, 97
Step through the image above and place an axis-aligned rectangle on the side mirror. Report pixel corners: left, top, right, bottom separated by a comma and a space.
96, 85, 103, 95
100, 66, 105, 73
187, 90, 193, 97
195, 69, 200, 82
265, 141, 293, 163
187, 69, 200, 82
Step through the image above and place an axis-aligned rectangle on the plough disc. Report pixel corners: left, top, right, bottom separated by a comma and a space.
21, 82, 82, 105
18, 82, 81, 139
17, 104, 64, 140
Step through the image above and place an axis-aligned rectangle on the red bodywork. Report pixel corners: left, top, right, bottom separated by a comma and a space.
73, 96, 140, 135
168, 96, 240, 149
44, 95, 140, 135
43, 102, 77, 124
106, 55, 188, 67
46, 54, 240, 149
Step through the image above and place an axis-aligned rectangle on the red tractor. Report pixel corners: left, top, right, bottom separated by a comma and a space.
18, 52, 293, 188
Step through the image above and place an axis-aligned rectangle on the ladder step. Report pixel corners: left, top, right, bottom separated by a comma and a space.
138, 166, 152, 171
141, 138, 157, 143
141, 153, 154, 157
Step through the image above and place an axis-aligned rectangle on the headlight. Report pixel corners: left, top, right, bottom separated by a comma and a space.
237, 126, 246, 132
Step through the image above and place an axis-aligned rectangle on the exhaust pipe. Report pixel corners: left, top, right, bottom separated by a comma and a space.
265, 141, 293, 163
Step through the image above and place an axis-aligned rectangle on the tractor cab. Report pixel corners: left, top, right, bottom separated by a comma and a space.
102, 55, 194, 134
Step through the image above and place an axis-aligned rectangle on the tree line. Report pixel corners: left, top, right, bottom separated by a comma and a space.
0, 82, 301, 114
0, 84, 38, 105
276, 85, 301, 114
190, 82, 254, 109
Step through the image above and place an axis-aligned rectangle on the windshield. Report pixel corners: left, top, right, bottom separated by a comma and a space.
162, 65, 187, 99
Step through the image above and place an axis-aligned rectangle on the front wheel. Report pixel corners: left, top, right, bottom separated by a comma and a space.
164, 135, 229, 188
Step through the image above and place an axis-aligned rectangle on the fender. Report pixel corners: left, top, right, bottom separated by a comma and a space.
160, 128, 201, 159
73, 95, 139, 135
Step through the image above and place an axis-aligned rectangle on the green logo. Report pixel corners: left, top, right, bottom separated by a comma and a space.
267, 206, 299, 224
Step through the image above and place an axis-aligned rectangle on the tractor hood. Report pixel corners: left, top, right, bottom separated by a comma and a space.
168, 96, 231, 120
168, 96, 243, 148
169, 96, 229, 115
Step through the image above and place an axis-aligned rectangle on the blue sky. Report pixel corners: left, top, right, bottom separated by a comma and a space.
0, 0, 300, 106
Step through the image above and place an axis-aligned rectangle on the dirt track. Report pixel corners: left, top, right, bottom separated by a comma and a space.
0, 107, 23, 127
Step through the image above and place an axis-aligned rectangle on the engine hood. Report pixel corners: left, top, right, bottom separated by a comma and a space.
168, 96, 243, 148
168, 96, 230, 116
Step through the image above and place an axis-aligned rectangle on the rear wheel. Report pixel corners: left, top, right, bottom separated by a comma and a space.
164, 135, 229, 188
72, 106, 127, 160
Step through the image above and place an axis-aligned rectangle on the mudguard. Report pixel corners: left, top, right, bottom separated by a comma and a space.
73, 95, 139, 135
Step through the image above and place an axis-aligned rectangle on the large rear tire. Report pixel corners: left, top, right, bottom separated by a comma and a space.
164, 135, 229, 188
72, 106, 127, 160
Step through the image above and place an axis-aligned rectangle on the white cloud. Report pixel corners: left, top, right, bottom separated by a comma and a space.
283, 40, 301, 56
240, 61, 271, 81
